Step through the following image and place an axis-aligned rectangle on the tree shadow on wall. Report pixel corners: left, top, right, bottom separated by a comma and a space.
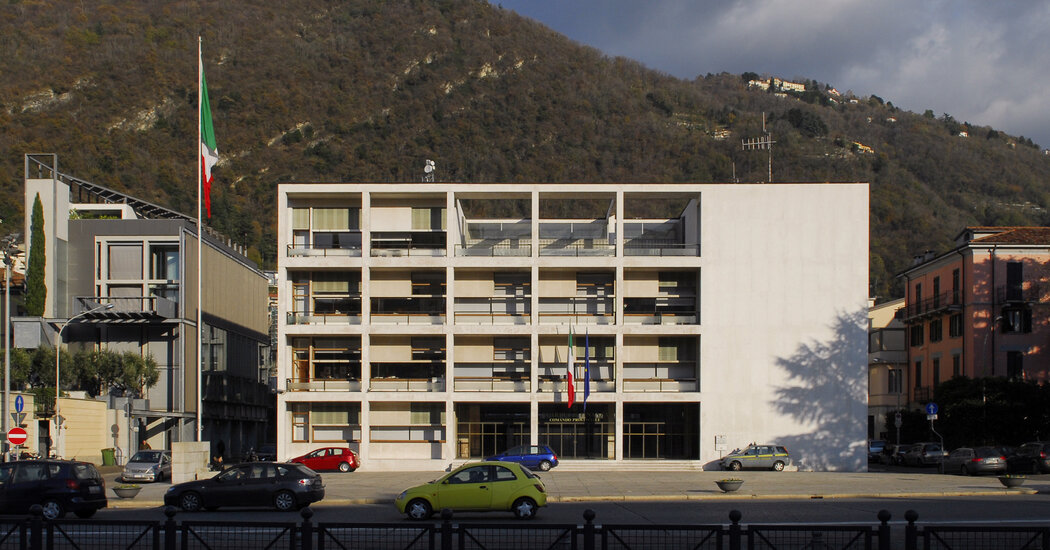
773, 309, 868, 471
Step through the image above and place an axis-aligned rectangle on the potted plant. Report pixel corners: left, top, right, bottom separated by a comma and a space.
998, 475, 1026, 488
113, 484, 142, 498
715, 478, 744, 493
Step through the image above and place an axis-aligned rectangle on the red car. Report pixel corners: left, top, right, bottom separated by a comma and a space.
290, 447, 359, 472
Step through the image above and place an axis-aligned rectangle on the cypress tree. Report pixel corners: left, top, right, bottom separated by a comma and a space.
25, 194, 46, 316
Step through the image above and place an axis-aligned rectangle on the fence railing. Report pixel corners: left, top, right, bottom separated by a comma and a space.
1, 505, 1041, 550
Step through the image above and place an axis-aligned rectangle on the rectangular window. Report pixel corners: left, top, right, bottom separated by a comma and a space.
952, 355, 961, 377
493, 338, 529, 362
150, 245, 179, 281
888, 368, 902, 394
313, 208, 351, 230
914, 361, 922, 388
932, 277, 940, 307
292, 408, 308, 442
929, 318, 942, 342
1002, 308, 1032, 333
292, 208, 310, 230
949, 314, 962, 338
411, 207, 446, 230
1006, 262, 1023, 301
108, 243, 143, 280
914, 283, 922, 305
932, 358, 941, 388
910, 324, 924, 347
1007, 351, 1023, 379
952, 269, 960, 304
412, 337, 446, 361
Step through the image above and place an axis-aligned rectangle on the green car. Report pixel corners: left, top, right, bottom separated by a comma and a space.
720, 444, 792, 471
395, 461, 547, 520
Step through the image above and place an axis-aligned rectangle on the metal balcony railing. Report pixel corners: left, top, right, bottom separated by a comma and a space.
286, 243, 362, 257
995, 283, 1042, 304
75, 295, 178, 319
455, 241, 532, 257
902, 292, 959, 320
285, 378, 362, 392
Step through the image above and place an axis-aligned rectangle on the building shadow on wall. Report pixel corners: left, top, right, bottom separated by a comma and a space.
773, 309, 868, 471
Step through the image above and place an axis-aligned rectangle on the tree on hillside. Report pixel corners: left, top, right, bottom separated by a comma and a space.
25, 195, 46, 316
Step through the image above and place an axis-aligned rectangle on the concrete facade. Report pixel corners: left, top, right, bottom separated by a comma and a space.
276, 183, 869, 471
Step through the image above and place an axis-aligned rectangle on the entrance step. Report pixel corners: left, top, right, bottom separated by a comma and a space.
449, 459, 706, 472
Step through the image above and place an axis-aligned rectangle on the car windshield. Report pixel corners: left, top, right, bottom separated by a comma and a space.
130, 451, 163, 463
975, 447, 1001, 458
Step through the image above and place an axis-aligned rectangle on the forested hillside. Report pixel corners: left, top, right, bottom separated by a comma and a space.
2, 0, 1048, 298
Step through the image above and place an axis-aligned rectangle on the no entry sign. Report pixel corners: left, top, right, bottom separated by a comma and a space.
7, 427, 27, 446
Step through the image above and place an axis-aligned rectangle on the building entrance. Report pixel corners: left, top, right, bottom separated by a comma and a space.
623, 403, 699, 459
454, 403, 529, 458
538, 404, 614, 459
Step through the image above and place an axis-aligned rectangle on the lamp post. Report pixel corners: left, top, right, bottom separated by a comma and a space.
981, 315, 1004, 377
54, 302, 113, 458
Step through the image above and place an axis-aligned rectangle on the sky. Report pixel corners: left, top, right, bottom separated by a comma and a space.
494, 0, 1050, 149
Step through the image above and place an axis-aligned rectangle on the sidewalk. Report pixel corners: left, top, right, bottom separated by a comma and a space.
103, 467, 1043, 509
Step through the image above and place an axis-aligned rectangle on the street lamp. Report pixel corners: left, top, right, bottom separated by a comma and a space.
54, 302, 113, 458
981, 315, 1004, 377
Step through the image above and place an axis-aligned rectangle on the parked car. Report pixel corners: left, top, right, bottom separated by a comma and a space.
0, 459, 107, 519
902, 442, 948, 466
121, 450, 172, 483
485, 445, 559, 472
944, 447, 1007, 476
880, 444, 908, 465
720, 444, 792, 471
1007, 441, 1050, 474
868, 440, 886, 463
164, 462, 324, 512
395, 461, 546, 520
290, 447, 359, 472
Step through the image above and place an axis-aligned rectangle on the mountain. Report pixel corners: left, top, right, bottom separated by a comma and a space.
2, 0, 1049, 298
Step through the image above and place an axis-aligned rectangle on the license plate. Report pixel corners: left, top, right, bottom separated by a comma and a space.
89, 486, 101, 494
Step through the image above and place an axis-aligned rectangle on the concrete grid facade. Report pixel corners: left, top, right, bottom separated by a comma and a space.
275, 183, 869, 471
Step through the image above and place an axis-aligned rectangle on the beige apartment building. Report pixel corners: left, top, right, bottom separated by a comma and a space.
276, 182, 869, 471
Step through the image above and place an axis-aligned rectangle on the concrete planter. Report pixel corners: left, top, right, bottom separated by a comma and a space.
113, 486, 141, 499
998, 476, 1026, 488
716, 479, 744, 493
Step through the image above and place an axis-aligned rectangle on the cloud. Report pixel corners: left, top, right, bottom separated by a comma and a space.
497, 0, 1050, 147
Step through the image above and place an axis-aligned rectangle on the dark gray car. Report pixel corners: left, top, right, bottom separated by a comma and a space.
944, 446, 1007, 476
164, 462, 324, 512
903, 442, 947, 466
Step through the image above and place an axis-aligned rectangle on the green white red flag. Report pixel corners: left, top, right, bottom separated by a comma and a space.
566, 326, 576, 408
200, 55, 218, 218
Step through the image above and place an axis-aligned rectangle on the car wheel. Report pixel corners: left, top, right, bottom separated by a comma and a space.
772, 461, 786, 472
338, 462, 352, 473
156, 471, 164, 483
41, 500, 65, 520
179, 492, 203, 513
406, 498, 433, 520
512, 497, 538, 520
728, 461, 742, 471
74, 509, 96, 519
538, 460, 552, 472
274, 490, 298, 512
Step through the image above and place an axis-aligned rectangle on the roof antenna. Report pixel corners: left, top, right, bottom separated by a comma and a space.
742, 113, 774, 183
422, 159, 436, 183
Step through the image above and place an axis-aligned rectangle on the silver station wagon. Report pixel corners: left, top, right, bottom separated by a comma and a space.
720, 444, 792, 471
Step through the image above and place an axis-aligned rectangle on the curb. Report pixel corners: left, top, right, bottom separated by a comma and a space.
110, 488, 1037, 510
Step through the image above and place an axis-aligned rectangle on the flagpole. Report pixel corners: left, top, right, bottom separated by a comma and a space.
196, 36, 204, 442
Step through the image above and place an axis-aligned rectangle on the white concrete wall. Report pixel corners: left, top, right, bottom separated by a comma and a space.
698, 184, 869, 471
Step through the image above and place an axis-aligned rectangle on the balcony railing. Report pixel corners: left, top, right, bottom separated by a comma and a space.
370, 313, 445, 325
624, 241, 699, 257
453, 377, 531, 392
455, 241, 532, 257
537, 376, 615, 393
370, 231, 446, 257
903, 292, 959, 320
369, 378, 446, 391
996, 283, 1042, 304
286, 378, 362, 392
75, 295, 178, 319
537, 239, 615, 256
286, 313, 362, 325
538, 297, 614, 325
453, 312, 530, 325
286, 243, 362, 257
622, 312, 699, 325
623, 378, 698, 392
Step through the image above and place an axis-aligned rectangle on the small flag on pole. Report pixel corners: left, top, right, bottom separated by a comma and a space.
199, 55, 218, 218
566, 326, 576, 408
583, 329, 590, 411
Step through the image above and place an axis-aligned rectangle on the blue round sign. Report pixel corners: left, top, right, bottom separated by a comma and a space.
925, 402, 938, 415
13, 395, 23, 414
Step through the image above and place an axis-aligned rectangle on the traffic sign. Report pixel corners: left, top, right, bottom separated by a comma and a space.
9, 412, 25, 426
13, 395, 23, 413
7, 427, 26, 446
925, 402, 939, 415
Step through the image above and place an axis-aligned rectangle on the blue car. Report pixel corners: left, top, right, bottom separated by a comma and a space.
485, 445, 559, 471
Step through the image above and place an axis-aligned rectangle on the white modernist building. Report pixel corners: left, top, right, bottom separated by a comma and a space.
275, 182, 869, 471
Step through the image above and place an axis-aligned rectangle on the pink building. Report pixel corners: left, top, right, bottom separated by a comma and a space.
899, 227, 1050, 406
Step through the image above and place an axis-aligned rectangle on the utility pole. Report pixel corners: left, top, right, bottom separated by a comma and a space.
741, 113, 774, 183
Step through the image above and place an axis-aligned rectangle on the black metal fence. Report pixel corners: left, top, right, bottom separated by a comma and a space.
0, 506, 1046, 550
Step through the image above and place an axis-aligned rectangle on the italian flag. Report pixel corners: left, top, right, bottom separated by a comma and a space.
200, 58, 218, 218
566, 326, 576, 408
